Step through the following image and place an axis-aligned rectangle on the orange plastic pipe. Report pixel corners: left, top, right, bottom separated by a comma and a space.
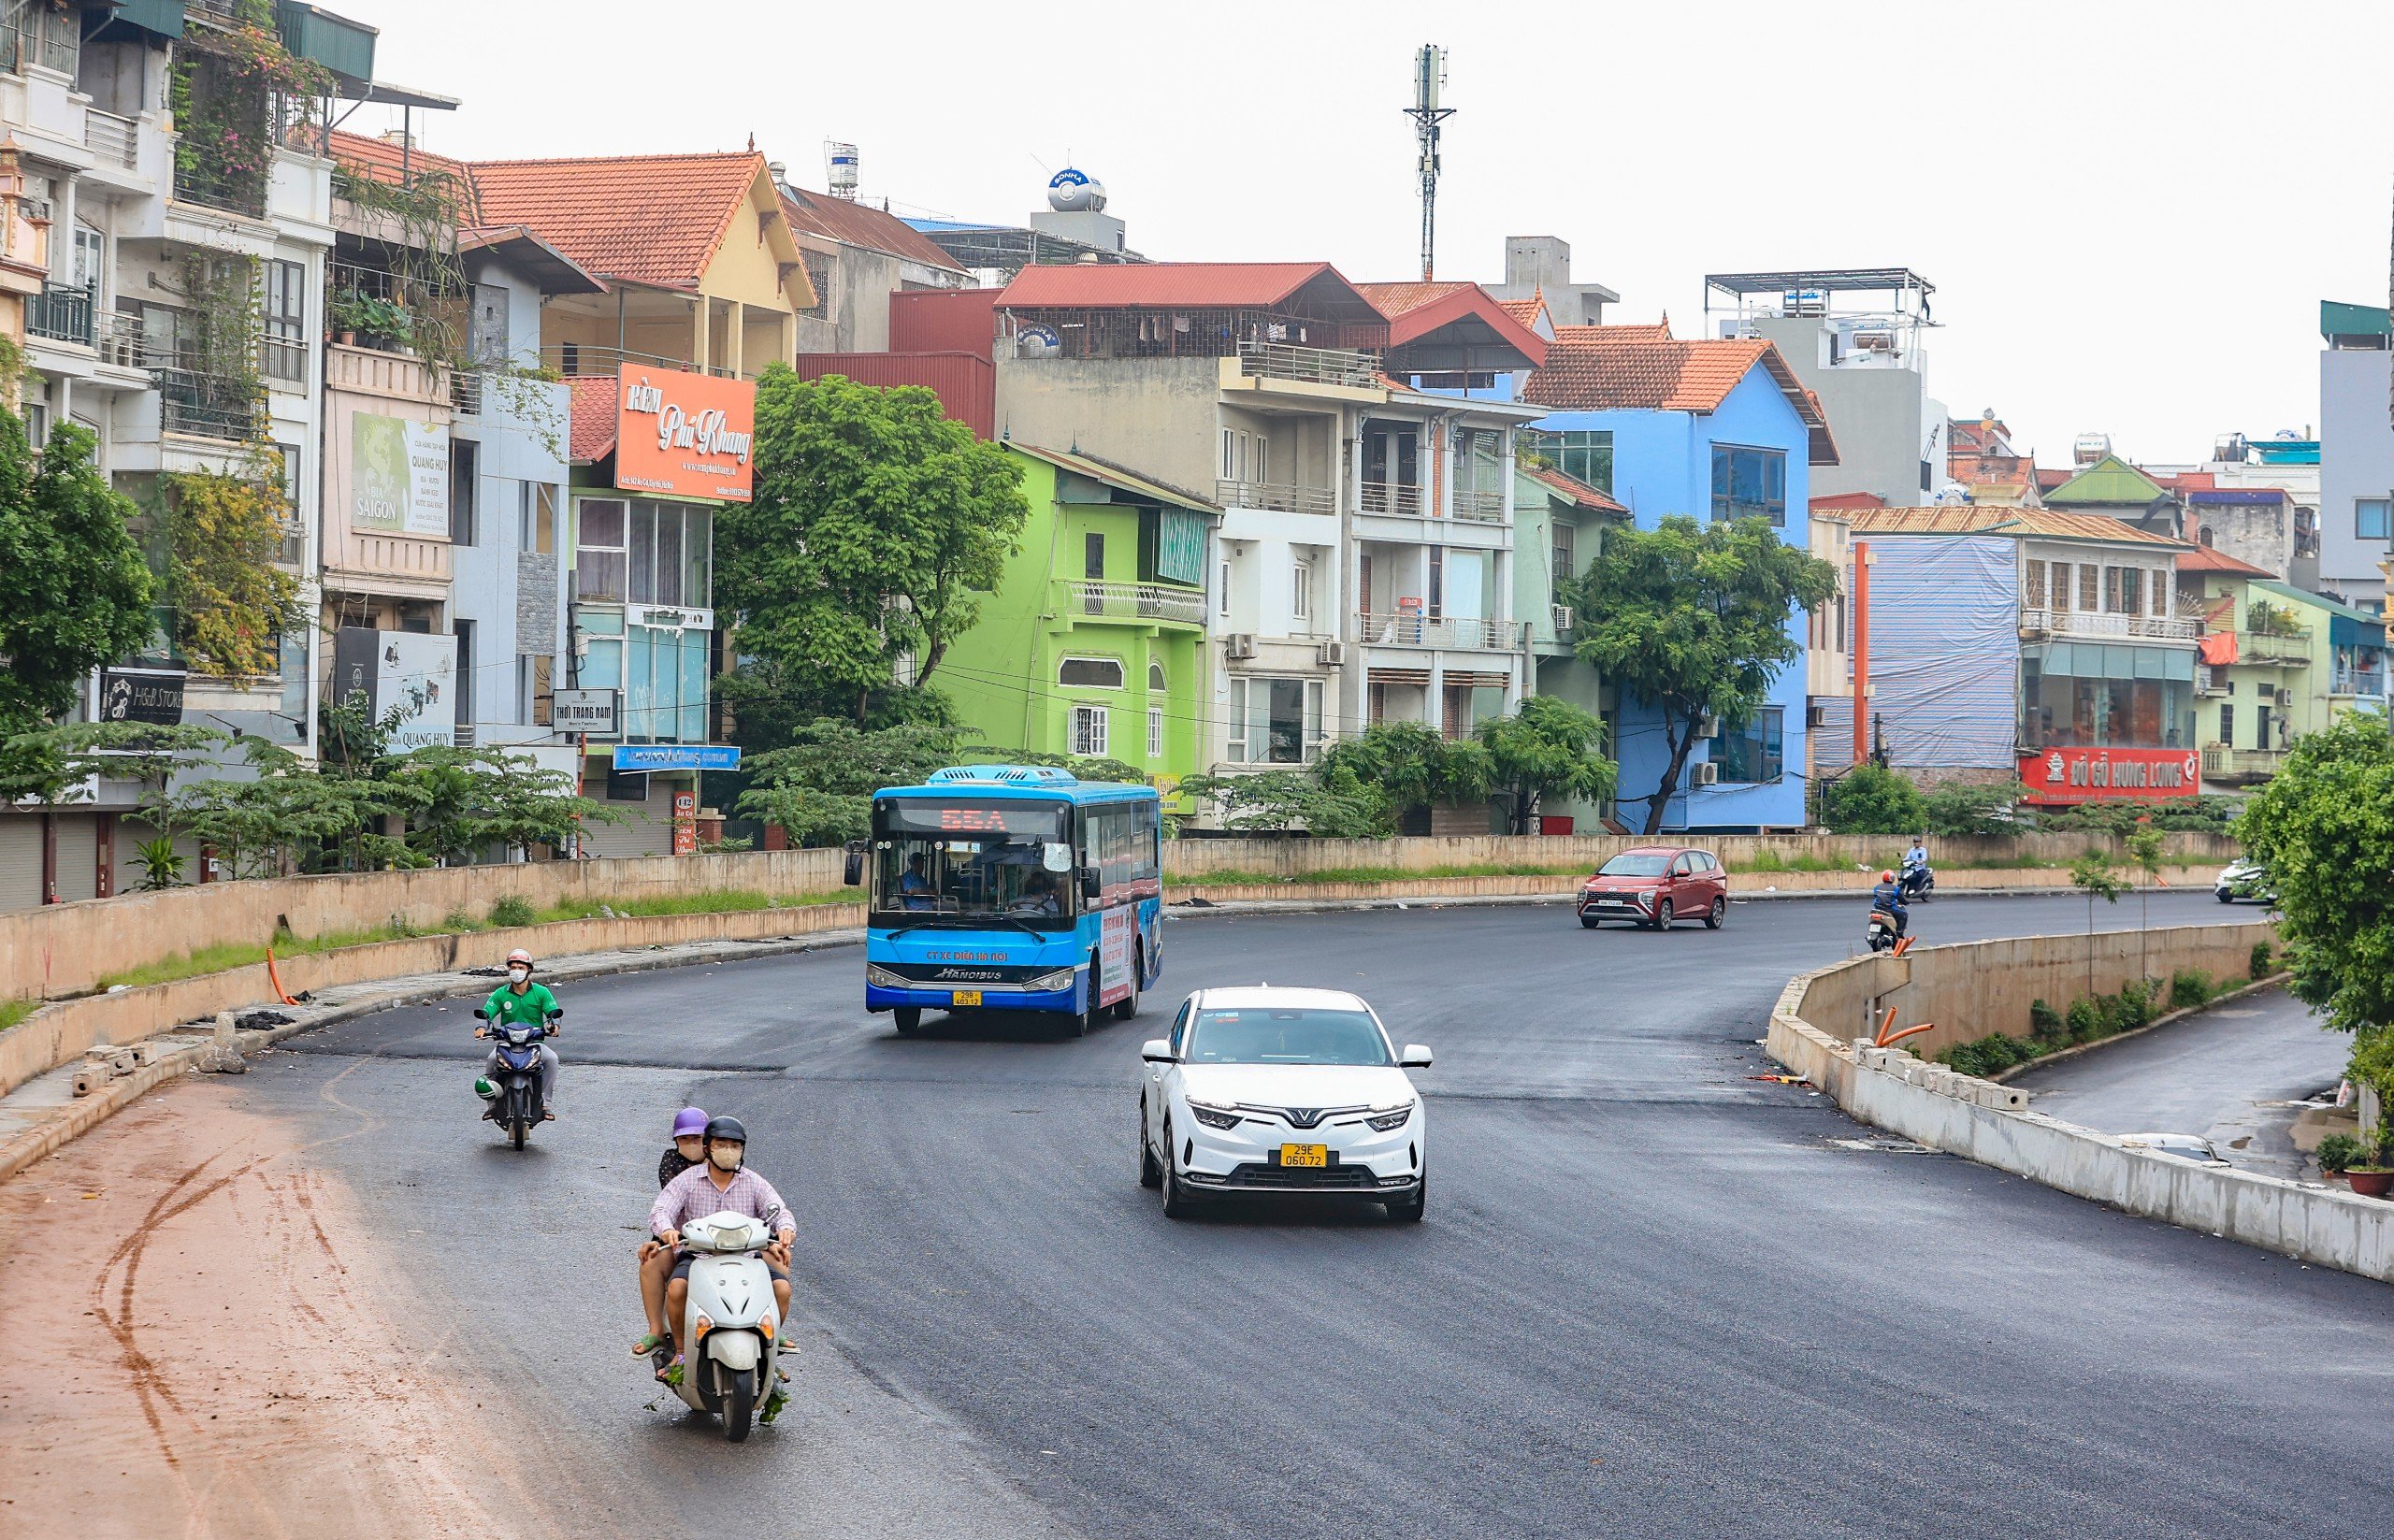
1878, 1022, 1937, 1048
1875, 1006, 1899, 1044
266, 944, 299, 1007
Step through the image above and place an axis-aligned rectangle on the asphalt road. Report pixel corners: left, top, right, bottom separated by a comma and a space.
233, 889, 2394, 1539
2012, 986, 2347, 1178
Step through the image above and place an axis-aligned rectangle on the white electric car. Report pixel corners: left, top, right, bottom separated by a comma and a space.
1138, 986, 1431, 1222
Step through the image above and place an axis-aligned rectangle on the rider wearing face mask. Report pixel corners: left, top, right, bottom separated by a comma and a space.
477, 946, 562, 1118
646, 1115, 797, 1379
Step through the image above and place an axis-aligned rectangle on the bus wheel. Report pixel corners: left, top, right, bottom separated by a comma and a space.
892, 1007, 923, 1035
1111, 947, 1143, 1021
1076, 956, 1103, 1037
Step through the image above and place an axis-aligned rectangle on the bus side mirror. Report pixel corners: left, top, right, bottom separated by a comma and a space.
1079, 868, 1103, 901
843, 840, 865, 887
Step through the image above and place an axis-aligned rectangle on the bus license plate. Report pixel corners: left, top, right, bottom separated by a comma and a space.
951, 989, 982, 1007
1279, 1144, 1328, 1168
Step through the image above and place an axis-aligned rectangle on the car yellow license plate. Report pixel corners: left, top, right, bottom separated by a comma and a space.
951, 989, 982, 1006
1279, 1144, 1328, 1168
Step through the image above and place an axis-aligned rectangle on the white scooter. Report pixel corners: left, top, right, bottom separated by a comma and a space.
655, 1211, 784, 1442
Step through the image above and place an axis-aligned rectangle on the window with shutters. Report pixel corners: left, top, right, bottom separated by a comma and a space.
1071, 704, 1108, 756
2078, 565, 2098, 611
2023, 560, 2045, 609
1147, 706, 1163, 759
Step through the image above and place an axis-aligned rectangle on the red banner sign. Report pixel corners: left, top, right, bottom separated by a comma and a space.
2017, 746, 2200, 804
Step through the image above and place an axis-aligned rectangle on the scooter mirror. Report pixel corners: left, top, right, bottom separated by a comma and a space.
472, 1007, 488, 1019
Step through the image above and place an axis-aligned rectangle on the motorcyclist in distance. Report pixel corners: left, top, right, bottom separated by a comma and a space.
475, 947, 560, 1119
1870, 869, 1910, 940
1900, 837, 1931, 897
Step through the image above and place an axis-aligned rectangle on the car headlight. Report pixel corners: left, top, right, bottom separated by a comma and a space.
866, 964, 909, 988
1635, 890, 1655, 908
1186, 1101, 1244, 1130
1020, 967, 1075, 992
1365, 1102, 1414, 1131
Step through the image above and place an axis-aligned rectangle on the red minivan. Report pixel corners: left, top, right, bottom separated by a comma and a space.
1576, 846, 1729, 930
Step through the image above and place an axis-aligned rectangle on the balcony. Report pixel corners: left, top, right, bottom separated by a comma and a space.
1451, 486, 1507, 524
2018, 608, 2202, 642
1216, 478, 1333, 515
1052, 579, 1206, 628
450, 368, 484, 417
153, 367, 255, 441
2201, 745, 2285, 784
324, 340, 448, 406
84, 108, 138, 170
2333, 667, 2387, 697
1360, 480, 1423, 516
25, 281, 93, 346
2237, 628, 2311, 665
171, 160, 266, 221
541, 342, 744, 381
1235, 339, 1377, 390
1359, 612, 1524, 651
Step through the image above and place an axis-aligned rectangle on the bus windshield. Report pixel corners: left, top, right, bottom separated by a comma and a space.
871, 799, 1074, 928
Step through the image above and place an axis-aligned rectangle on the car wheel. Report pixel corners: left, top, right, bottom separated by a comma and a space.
1705, 896, 1725, 929
1139, 1099, 1162, 1188
1112, 946, 1143, 1021
1579, 914, 1601, 929
892, 1007, 923, 1034
2217, 890, 2235, 904
1653, 900, 1674, 930
1386, 1173, 1426, 1224
1160, 1120, 1196, 1218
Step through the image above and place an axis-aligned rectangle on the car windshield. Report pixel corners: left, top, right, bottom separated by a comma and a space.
1185, 1007, 1393, 1067
1598, 854, 1671, 877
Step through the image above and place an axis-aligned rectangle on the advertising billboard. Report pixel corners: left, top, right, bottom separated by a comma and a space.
330, 626, 459, 753
615, 366, 755, 503
2017, 745, 2200, 804
351, 411, 451, 537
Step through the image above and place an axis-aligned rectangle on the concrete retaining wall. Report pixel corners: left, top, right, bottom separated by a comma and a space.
1175, 864, 2223, 908
1767, 928, 2394, 1286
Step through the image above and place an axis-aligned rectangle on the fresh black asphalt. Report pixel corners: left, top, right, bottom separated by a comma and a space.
236, 890, 2394, 1538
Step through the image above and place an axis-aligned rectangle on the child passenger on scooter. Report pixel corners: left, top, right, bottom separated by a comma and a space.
633, 1108, 710, 1360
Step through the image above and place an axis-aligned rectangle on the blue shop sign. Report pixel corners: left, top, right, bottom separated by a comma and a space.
611, 744, 741, 772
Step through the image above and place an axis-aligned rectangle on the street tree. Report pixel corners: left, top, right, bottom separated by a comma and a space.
1180, 761, 1398, 840
2234, 715, 2394, 1040
717, 370, 1029, 729
0, 416, 155, 739
736, 720, 973, 846
1817, 765, 1925, 835
1474, 697, 1615, 835
1568, 514, 1839, 834
1316, 722, 1492, 831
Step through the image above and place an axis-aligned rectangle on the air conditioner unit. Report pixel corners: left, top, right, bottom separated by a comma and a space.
1550, 603, 1574, 634
1224, 633, 1258, 661
1806, 702, 1825, 728
1695, 714, 1720, 739
1317, 640, 1348, 667
1689, 760, 1721, 786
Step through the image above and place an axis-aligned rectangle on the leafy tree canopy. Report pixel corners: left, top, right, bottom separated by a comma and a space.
1474, 697, 1615, 835
2234, 715, 2394, 1036
736, 720, 974, 847
1817, 765, 1925, 836
0, 417, 155, 737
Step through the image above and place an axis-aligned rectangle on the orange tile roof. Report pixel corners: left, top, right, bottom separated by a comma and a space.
469, 151, 770, 290
1355, 280, 1474, 317
1522, 327, 1837, 464
781, 186, 965, 274
324, 129, 474, 200
1523, 462, 1627, 514
1497, 296, 1547, 326
568, 375, 618, 464
1845, 505, 2190, 548
1810, 491, 1886, 511
997, 261, 1376, 315
2175, 543, 2274, 576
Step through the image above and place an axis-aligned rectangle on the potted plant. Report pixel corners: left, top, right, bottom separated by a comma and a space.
2340, 1122, 2394, 1199
2315, 1132, 2360, 1178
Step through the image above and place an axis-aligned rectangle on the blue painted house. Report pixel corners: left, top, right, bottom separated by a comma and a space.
1520, 324, 1839, 830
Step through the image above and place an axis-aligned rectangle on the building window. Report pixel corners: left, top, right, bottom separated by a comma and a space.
1148, 656, 1166, 692
449, 438, 479, 545
1521, 429, 1612, 493
623, 501, 714, 607
1058, 655, 1125, 689
1085, 531, 1105, 580
1147, 706, 1163, 759
797, 249, 832, 321
521, 482, 556, 553
261, 259, 306, 383
1219, 558, 1232, 618
2023, 559, 2045, 609
2078, 564, 2098, 611
1291, 558, 1311, 622
1713, 708, 1784, 784
576, 499, 627, 601
526, 654, 554, 727
1072, 704, 1108, 756
1228, 676, 1323, 764
2120, 567, 2141, 615
2359, 499, 2391, 542
1552, 523, 1575, 600
1710, 445, 1786, 526
2218, 702, 2233, 745
2051, 561, 2071, 611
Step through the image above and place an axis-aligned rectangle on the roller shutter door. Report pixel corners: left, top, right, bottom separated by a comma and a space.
0, 816, 42, 914
53, 814, 100, 903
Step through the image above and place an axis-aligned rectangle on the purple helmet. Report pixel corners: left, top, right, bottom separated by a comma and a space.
671, 1107, 710, 1140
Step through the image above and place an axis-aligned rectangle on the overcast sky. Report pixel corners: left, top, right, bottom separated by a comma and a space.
339, 0, 2391, 468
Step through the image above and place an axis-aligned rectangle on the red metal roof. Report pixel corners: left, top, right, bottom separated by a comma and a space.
996, 261, 1377, 317
780, 187, 965, 274
791, 352, 994, 439
568, 374, 618, 464
1359, 281, 1548, 367
1523, 463, 1627, 514
325, 129, 474, 199
1810, 491, 1887, 511
1356, 281, 1473, 316
2175, 543, 2275, 576
1522, 327, 1838, 465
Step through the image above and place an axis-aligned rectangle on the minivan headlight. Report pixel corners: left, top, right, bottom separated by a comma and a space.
1187, 1101, 1244, 1130
1365, 1102, 1414, 1131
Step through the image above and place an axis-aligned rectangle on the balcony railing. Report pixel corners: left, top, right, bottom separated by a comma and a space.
541, 341, 744, 381
1052, 579, 1206, 626
2201, 745, 2285, 782
171, 159, 266, 220
84, 108, 138, 169
2018, 608, 2202, 642
1235, 339, 1378, 389
154, 367, 255, 441
1360, 480, 1424, 516
450, 368, 484, 416
2333, 667, 2387, 697
1452, 486, 1507, 523
2237, 628, 2311, 664
1216, 478, 1334, 515
1358, 612, 1524, 651
26, 281, 94, 346
95, 309, 145, 369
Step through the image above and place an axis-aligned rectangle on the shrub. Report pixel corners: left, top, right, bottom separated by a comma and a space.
2315, 1132, 2362, 1173
441, 908, 480, 933
2066, 996, 2104, 1043
2113, 979, 2159, 1032
1923, 780, 2026, 839
2028, 998, 2064, 1041
2169, 970, 2214, 1012
488, 896, 536, 928
1817, 765, 1926, 836
2249, 941, 2274, 980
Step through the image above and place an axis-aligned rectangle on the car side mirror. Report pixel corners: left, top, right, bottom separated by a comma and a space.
1079, 869, 1103, 901
842, 840, 866, 887
1140, 1038, 1175, 1064
1399, 1043, 1434, 1069
471, 1006, 488, 1019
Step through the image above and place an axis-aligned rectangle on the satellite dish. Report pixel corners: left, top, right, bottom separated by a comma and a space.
1047, 167, 1106, 212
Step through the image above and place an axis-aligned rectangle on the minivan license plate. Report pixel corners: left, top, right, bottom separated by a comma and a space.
1279, 1144, 1328, 1167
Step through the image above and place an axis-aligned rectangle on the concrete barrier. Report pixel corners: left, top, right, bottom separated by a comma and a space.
1767, 925, 2394, 1287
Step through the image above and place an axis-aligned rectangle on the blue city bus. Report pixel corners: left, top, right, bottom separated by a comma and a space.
850, 766, 1163, 1035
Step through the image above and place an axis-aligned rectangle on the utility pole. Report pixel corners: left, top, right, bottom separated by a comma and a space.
1404, 45, 1453, 281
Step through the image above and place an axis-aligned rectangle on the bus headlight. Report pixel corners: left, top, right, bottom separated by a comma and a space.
1020, 968, 1075, 993
865, 965, 909, 988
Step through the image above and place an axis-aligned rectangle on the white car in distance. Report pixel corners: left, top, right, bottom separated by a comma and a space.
1139, 986, 1431, 1222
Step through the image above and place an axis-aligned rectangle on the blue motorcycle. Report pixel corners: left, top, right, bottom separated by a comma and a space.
473, 1008, 558, 1150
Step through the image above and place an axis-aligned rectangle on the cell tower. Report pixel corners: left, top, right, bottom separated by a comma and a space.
1404, 45, 1453, 281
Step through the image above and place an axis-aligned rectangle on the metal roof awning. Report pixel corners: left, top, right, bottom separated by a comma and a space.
1704, 268, 1936, 297
336, 78, 463, 111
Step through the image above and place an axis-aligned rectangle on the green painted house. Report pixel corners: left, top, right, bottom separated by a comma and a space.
2042, 453, 2181, 539
941, 445, 1217, 807
2181, 544, 2394, 786
1510, 460, 1627, 830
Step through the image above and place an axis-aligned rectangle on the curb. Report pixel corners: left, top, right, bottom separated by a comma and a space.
1991, 972, 2293, 1085
1165, 882, 2207, 917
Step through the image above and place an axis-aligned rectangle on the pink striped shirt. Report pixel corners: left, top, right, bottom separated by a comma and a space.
648, 1163, 793, 1241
